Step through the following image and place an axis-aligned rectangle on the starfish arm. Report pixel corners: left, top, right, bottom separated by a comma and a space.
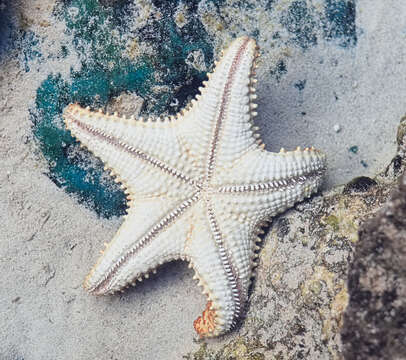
175, 37, 260, 176
184, 199, 256, 337
63, 104, 199, 198
213, 147, 326, 219
84, 194, 199, 295
215, 147, 326, 188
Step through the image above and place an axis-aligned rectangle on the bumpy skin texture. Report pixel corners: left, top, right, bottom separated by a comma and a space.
63, 37, 326, 337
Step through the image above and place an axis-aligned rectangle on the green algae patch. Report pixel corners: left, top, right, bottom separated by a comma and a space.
324, 214, 340, 232
0, 4, 14, 58
184, 337, 266, 360
282, 0, 318, 49
324, 0, 357, 47
281, 0, 356, 49
33, 73, 129, 218
134, 0, 214, 112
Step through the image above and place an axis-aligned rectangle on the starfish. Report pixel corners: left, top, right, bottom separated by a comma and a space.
63, 36, 326, 337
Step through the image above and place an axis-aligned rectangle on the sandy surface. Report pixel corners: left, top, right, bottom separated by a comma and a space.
1, 1, 406, 359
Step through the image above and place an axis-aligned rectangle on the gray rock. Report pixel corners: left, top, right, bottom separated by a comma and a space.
341, 171, 406, 359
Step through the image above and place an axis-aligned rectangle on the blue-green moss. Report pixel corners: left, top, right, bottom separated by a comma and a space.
136, 0, 213, 112
0, 4, 14, 59
19, 31, 43, 72
349, 145, 359, 154
294, 79, 307, 91
281, 0, 356, 49
270, 59, 288, 82
281, 0, 318, 49
324, 0, 357, 47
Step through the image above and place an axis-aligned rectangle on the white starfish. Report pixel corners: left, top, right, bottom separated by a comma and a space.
63, 36, 326, 337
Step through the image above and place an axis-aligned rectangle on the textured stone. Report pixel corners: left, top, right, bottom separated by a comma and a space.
341, 171, 406, 359
342, 176, 377, 194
